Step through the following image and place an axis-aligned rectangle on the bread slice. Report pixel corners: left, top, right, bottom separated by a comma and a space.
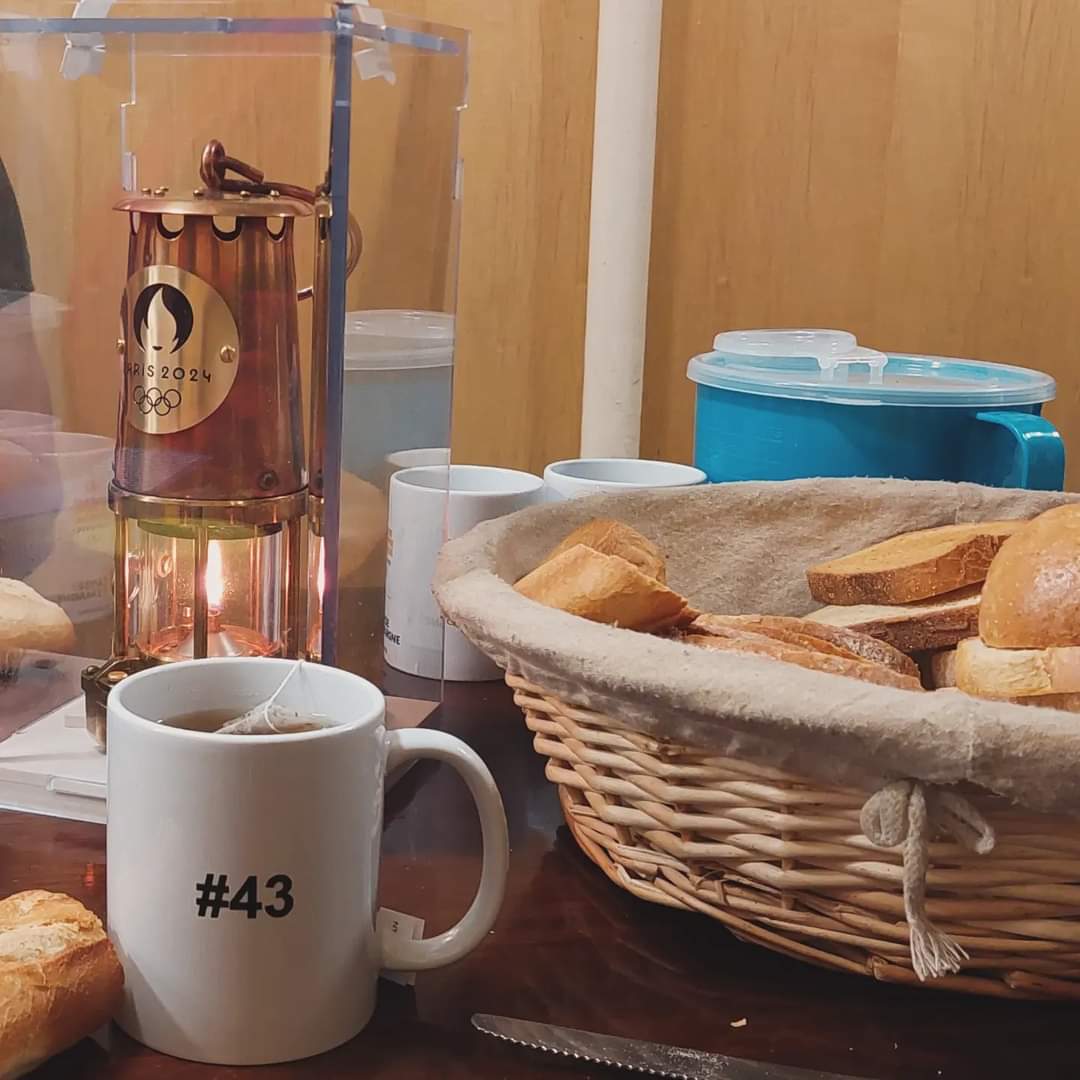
691, 613, 918, 678
515, 544, 695, 632
683, 628, 923, 692
979, 505, 1080, 648
924, 648, 958, 689
806, 585, 981, 653
544, 519, 666, 582
0, 891, 124, 1078
806, 521, 1024, 605
954, 636, 1080, 699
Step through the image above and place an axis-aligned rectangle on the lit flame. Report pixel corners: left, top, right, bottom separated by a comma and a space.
316, 541, 326, 601
205, 540, 225, 611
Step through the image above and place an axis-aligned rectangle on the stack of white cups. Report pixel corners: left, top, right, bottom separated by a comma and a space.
384, 454, 706, 681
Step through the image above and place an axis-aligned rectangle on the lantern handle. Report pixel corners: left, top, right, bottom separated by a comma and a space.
199, 139, 363, 296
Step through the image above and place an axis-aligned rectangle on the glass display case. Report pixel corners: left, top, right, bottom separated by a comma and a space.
0, 2, 466, 819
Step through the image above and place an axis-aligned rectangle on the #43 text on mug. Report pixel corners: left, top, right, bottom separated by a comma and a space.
194, 873, 294, 919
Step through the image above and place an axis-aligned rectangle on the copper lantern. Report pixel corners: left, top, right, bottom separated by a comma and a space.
83, 143, 327, 746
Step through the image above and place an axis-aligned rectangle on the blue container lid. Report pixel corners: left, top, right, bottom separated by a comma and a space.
688, 329, 1056, 407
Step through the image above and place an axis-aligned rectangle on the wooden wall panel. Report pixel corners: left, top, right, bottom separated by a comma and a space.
1, 1, 597, 478
386, 0, 598, 473
644, 0, 1080, 487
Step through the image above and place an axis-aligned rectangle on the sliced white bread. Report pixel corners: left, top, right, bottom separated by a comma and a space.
806, 521, 1024, 605
691, 612, 918, 678
954, 636, 1080, 699
806, 585, 981, 653
979, 505, 1080, 648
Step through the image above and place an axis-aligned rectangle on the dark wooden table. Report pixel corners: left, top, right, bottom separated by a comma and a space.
2, 680, 1075, 1079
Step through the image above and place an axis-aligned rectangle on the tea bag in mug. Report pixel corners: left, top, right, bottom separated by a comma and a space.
216, 661, 331, 735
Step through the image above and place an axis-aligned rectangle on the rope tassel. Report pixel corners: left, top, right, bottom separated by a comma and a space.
860, 780, 995, 981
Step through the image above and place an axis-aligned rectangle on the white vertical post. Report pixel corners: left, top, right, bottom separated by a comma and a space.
579, 0, 663, 458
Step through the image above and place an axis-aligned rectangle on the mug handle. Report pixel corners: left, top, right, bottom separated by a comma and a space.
379, 728, 509, 971
974, 411, 1065, 491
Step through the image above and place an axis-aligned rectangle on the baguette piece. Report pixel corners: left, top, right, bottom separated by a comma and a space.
806, 585, 981, 653
806, 521, 1023, 605
691, 613, 918, 678
683, 629, 923, 692
514, 544, 695, 632
954, 636, 1080, 699
979, 505, 1080, 648
0, 891, 124, 1078
544, 519, 666, 582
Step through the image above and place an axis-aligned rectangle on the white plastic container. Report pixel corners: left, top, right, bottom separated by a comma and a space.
341, 310, 454, 483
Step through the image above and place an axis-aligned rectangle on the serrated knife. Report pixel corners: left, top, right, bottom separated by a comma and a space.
471, 1014, 872, 1080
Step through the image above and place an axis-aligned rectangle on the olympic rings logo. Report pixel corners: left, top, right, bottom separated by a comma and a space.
133, 385, 182, 417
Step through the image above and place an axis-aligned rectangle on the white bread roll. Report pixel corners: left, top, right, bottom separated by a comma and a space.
979, 504, 1080, 648
0, 891, 124, 1078
0, 578, 75, 657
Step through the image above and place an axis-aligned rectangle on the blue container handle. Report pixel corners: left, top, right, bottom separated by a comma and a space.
974, 411, 1065, 491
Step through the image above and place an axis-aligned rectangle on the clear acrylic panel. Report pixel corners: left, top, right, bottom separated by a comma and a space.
0, 4, 464, 776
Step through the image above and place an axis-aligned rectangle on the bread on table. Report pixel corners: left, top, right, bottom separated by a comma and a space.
515, 544, 696, 632
0, 578, 76, 659
683, 626, 923, 692
806, 585, 981, 653
691, 612, 919, 678
544, 519, 667, 582
0, 891, 123, 1078
978, 505, 1080, 648
806, 521, 1024, 605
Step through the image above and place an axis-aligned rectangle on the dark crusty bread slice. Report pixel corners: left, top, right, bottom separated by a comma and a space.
806, 521, 1024, 605
691, 613, 918, 679
544, 519, 667, 582
806, 585, 981, 653
515, 544, 696, 632
683, 628, 923, 692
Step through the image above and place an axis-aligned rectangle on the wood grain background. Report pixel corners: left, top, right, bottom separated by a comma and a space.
4, 1, 1080, 484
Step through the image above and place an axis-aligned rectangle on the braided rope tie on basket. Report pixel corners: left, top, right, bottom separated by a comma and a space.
860, 780, 996, 981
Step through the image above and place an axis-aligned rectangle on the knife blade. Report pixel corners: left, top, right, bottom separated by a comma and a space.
471, 1014, 872, 1080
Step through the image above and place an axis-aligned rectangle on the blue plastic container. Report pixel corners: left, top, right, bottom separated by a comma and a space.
689, 330, 1064, 490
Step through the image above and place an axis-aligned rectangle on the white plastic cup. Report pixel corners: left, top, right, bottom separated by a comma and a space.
342, 311, 453, 483
0, 410, 60, 435
385, 464, 544, 680
381, 446, 450, 491
543, 457, 707, 500
0, 432, 114, 619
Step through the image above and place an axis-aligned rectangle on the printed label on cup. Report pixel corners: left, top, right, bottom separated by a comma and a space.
193, 873, 295, 920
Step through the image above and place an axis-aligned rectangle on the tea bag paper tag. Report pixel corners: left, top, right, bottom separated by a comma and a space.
376, 907, 425, 987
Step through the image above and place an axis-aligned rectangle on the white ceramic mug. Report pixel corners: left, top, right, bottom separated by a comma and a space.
381, 446, 450, 490
107, 657, 509, 1066
543, 457, 707, 500
385, 464, 544, 680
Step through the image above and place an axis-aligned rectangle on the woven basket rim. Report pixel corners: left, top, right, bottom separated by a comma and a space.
436, 477, 1080, 817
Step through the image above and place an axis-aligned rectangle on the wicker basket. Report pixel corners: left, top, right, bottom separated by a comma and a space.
509, 673, 1080, 1001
